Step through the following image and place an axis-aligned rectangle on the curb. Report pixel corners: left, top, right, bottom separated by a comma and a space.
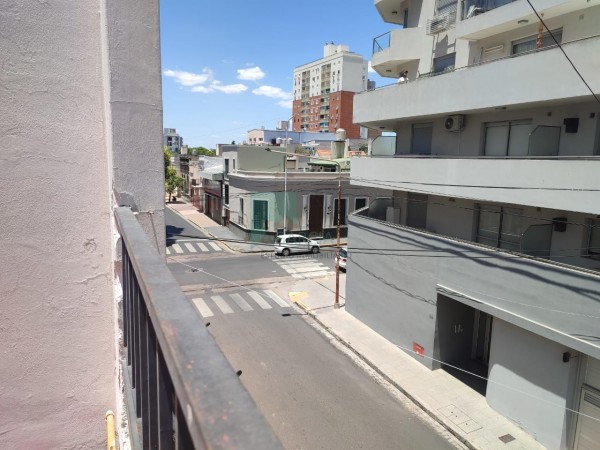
305, 309, 477, 450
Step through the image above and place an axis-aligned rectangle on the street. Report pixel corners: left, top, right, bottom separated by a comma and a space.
165, 209, 462, 449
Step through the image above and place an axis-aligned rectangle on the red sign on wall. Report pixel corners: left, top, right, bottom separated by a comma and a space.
413, 342, 425, 357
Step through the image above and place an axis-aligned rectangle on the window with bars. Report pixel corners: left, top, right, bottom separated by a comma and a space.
253, 200, 268, 230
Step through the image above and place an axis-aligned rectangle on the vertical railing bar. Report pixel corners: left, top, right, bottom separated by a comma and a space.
134, 283, 142, 415
129, 258, 137, 384
176, 403, 194, 450
122, 242, 129, 348
157, 346, 174, 450
140, 305, 151, 449
127, 257, 134, 367
147, 322, 159, 448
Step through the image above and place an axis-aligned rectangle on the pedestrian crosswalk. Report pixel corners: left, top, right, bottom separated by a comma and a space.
190, 289, 290, 318
166, 239, 222, 255
270, 255, 335, 279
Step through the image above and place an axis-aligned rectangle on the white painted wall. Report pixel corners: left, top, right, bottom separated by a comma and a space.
487, 320, 580, 450
0, 0, 163, 448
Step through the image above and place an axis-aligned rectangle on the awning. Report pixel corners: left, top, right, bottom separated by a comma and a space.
198, 170, 224, 181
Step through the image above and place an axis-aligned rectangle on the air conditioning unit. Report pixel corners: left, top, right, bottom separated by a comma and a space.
426, 9, 457, 35
444, 115, 465, 132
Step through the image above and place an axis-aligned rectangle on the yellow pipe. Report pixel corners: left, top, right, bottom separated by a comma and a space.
105, 410, 116, 450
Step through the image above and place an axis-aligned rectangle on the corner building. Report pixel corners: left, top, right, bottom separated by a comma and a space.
292, 44, 368, 138
348, 1, 600, 449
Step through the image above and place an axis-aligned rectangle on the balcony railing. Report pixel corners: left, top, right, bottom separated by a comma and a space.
372, 31, 391, 54
461, 0, 513, 20
116, 207, 281, 450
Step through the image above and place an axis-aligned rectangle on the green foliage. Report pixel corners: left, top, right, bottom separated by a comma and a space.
188, 146, 216, 156
165, 166, 184, 202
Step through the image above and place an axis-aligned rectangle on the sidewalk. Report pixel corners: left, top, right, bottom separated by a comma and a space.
167, 200, 346, 252
167, 199, 543, 449
272, 277, 544, 450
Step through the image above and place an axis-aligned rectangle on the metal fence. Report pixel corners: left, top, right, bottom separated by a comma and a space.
116, 207, 282, 449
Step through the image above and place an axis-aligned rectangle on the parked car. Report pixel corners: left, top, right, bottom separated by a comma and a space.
274, 234, 320, 256
336, 247, 348, 271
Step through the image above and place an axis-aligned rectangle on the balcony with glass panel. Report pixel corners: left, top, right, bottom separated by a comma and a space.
356, 35, 600, 124
456, 0, 590, 40
371, 27, 432, 77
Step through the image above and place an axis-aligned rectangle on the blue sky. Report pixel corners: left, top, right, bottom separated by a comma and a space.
160, 1, 395, 149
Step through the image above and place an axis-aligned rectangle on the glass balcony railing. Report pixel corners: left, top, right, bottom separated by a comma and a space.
462, 0, 513, 20
115, 207, 281, 449
373, 32, 391, 54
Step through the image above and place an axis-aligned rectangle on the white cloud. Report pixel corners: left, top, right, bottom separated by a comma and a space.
163, 69, 212, 86
191, 82, 247, 94
211, 82, 248, 94
368, 61, 375, 73
252, 85, 292, 100
237, 66, 266, 81
278, 99, 293, 109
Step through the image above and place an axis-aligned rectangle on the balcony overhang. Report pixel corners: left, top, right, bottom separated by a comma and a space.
352, 156, 600, 215
355, 36, 600, 126
456, 0, 592, 41
372, 27, 430, 77
375, 0, 408, 24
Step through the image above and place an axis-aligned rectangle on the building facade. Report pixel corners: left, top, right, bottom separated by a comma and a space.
220, 145, 390, 243
292, 44, 369, 138
164, 127, 183, 153
349, 1, 600, 449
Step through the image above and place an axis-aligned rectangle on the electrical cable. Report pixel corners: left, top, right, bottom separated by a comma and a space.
165, 252, 600, 423
524, 0, 600, 105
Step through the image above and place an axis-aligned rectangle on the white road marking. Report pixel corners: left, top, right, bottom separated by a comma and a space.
166, 247, 172, 255
292, 271, 333, 279
264, 290, 289, 308
184, 243, 197, 253
248, 291, 272, 309
172, 244, 184, 254
212, 295, 234, 314
230, 293, 253, 312
192, 298, 213, 318
196, 243, 208, 252
209, 242, 221, 251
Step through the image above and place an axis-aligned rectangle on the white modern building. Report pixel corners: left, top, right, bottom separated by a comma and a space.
292, 44, 369, 138
348, 1, 600, 449
164, 127, 183, 152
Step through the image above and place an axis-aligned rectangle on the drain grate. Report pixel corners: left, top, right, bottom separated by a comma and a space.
498, 434, 516, 444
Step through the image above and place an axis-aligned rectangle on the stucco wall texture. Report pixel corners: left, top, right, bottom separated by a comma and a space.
0, 0, 162, 447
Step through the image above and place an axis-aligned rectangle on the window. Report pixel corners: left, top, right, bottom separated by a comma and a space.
586, 220, 600, 257
355, 197, 368, 211
476, 205, 524, 251
224, 185, 229, 205
411, 123, 433, 155
512, 29, 562, 55
239, 199, 244, 225
484, 120, 533, 156
253, 200, 268, 230
224, 159, 229, 176
433, 53, 455, 73
333, 198, 348, 226
436, 0, 457, 15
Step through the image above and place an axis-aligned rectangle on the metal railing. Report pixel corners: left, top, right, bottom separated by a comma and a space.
372, 32, 391, 54
116, 207, 282, 450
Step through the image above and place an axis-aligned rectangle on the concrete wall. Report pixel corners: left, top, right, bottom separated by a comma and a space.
347, 214, 600, 364
487, 320, 579, 450
0, 0, 163, 448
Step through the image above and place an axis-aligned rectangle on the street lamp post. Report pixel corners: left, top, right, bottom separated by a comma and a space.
265, 147, 343, 308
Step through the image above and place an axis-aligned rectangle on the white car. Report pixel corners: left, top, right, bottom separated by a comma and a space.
336, 247, 348, 271
274, 234, 320, 256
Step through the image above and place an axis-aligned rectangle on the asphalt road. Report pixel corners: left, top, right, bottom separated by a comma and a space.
165, 209, 460, 449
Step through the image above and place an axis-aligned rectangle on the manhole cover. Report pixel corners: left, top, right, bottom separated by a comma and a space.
498, 434, 515, 444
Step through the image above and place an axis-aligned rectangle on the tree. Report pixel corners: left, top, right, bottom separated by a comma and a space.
165, 166, 183, 202
188, 146, 216, 156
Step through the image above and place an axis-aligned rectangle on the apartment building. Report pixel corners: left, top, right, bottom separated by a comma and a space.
164, 127, 183, 152
292, 44, 369, 138
348, 1, 600, 449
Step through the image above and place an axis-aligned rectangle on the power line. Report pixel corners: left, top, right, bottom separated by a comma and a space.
524, 0, 600, 105
165, 253, 600, 423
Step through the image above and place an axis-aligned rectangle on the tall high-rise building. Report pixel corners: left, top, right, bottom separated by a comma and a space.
292, 44, 368, 138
